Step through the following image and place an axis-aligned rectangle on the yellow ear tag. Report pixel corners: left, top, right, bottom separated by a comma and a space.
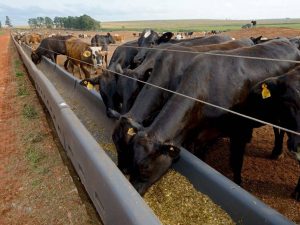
127, 128, 136, 136
87, 82, 94, 90
261, 83, 271, 99
83, 50, 91, 58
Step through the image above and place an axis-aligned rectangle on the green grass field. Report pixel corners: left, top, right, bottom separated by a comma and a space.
101, 18, 300, 32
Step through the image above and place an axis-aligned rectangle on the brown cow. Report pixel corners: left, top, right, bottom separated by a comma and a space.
64, 38, 104, 79
22, 33, 42, 46
113, 34, 125, 42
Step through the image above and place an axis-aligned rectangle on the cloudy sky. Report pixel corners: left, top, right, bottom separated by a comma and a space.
1, 0, 300, 25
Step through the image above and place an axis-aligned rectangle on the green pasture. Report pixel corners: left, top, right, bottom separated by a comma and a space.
100, 18, 300, 32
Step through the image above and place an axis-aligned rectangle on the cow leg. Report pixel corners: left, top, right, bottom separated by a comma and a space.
105, 54, 108, 68
50, 53, 56, 63
292, 176, 300, 201
270, 128, 285, 159
81, 64, 91, 79
229, 129, 252, 185
64, 59, 70, 71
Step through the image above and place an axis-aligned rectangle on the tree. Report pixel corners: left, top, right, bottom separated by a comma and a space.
54, 17, 63, 28
0, 21, 2, 28
26, 14, 100, 30
5, 16, 12, 27
45, 17, 53, 28
77, 14, 100, 30
28, 18, 38, 28
36, 17, 44, 28
28, 18, 34, 28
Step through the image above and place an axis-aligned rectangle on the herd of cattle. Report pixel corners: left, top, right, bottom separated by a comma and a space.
14, 29, 300, 201
14, 31, 118, 78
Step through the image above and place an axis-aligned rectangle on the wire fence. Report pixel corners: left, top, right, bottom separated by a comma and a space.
19, 37, 300, 137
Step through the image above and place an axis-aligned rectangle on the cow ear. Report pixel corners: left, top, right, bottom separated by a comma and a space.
119, 117, 143, 137
159, 144, 180, 159
259, 79, 285, 100
157, 32, 173, 44
251, 36, 262, 44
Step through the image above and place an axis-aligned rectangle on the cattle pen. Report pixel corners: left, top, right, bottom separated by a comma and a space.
11, 32, 299, 225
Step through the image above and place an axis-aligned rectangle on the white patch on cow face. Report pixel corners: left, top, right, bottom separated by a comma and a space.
144, 30, 151, 38
89, 47, 103, 67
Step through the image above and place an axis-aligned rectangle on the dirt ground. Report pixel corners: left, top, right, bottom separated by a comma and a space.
8, 27, 300, 224
0, 32, 102, 224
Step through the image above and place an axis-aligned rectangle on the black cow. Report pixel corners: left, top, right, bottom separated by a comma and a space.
115, 38, 300, 195
114, 38, 255, 115
184, 31, 194, 38
91, 33, 116, 67
112, 38, 256, 177
133, 29, 232, 64
31, 35, 74, 64
239, 67, 300, 200
91, 32, 116, 47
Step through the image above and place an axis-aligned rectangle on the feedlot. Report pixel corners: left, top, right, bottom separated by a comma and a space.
13, 27, 300, 224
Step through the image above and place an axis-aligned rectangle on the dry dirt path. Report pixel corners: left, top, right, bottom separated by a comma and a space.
0, 32, 102, 225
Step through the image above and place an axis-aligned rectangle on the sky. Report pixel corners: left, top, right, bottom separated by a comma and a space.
1, 0, 300, 26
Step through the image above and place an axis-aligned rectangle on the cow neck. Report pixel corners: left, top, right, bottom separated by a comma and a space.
146, 97, 194, 145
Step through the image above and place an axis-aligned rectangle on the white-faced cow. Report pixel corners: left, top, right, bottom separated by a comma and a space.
91, 33, 116, 67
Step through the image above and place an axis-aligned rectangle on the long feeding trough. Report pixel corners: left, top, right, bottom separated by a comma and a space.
13, 36, 296, 225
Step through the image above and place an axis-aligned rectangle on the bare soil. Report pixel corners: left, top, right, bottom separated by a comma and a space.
0, 31, 102, 225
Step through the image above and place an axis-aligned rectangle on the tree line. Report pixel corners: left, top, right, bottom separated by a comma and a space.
28, 15, 101, 30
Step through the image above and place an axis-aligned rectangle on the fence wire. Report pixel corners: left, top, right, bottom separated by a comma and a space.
19, 38, 300, 137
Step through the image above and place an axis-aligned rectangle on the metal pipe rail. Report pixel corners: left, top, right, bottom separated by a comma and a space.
13, 37, 295, 225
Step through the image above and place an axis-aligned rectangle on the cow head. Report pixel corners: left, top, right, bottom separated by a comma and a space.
96, 70, 120, 117
133, 29, 173, 64
31, 51, 41, 64
82, 47, 104, 68
250, 72, 300, 160
106, 32, 116, 44
289, 36, 300, 50
112, 116, 143, 174
112, 115, 181, 195
129, 132, 181, 195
